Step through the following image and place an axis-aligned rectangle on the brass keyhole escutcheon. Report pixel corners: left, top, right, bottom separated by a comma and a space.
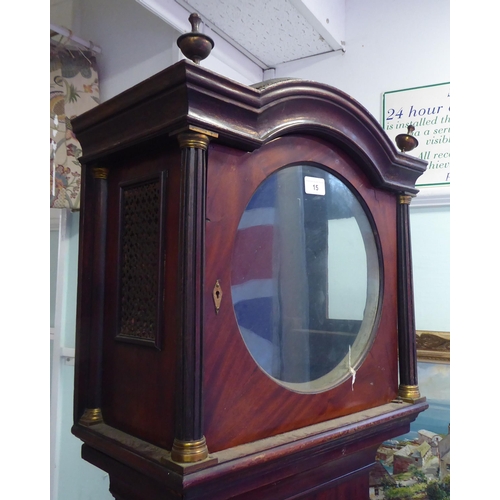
213, 280, 222, 314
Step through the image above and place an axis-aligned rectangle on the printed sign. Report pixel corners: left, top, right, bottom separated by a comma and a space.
383, 83, 450, 187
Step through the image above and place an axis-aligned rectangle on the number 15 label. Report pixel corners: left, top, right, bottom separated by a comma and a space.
304, 176, 325, 196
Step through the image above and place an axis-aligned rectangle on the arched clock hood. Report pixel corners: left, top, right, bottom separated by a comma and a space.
73, 59, 426, 195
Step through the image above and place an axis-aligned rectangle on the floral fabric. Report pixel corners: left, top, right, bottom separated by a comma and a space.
50, 47, 100, 209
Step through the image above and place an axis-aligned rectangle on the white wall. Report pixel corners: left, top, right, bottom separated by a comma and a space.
75, 0, 180, 101
411, 205, 450, 332
73, 0, 262, 101
276, 0, 450, 120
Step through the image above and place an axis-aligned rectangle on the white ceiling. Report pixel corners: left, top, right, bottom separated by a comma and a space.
138, 0, 345, 69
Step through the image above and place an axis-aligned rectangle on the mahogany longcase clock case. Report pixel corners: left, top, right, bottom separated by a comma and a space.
71, 20, 428, 500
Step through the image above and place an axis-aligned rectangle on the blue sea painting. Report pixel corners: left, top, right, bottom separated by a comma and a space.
397, 399, 450, 440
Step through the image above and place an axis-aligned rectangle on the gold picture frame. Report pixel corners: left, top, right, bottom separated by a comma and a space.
416, 330, 450, 363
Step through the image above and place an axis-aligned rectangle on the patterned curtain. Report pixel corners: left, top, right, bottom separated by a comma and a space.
50, 46, 100, 209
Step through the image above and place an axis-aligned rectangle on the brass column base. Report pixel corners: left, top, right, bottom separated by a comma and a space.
79, 408, 104, 427
398, 384, 426, 403
170, 436, 209, 464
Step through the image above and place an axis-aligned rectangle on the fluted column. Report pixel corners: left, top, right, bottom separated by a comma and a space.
397, 193, 423, 402
79, 166, 108, 426
171, 129, 216, 463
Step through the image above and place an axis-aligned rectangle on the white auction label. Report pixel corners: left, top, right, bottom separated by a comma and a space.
304, 176, 325, 196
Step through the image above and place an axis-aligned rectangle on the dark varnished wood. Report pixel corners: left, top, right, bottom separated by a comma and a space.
397, 197, 419, 388
75, 401, 427, 499
71, 57, 428, 499
74, 160, 97, 422
88, 168, 108, 411
98, 140, 180, 449
175, 141, 207, 444
72, 60, 426, 194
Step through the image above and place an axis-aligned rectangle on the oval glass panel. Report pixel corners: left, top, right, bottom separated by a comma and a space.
231, 165, 380, 393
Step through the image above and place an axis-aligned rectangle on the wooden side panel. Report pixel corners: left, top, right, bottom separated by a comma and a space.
98, 142, 181, 449
204, 135, 399, 452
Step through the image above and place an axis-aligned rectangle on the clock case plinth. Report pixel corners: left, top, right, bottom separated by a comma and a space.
71, 60, 428, 499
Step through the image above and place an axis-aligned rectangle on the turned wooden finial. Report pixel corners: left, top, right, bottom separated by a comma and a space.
395, 124, 419, 153
177, 13, 214, 64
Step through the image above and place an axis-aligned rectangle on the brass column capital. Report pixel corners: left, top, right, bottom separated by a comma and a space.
92, 167, 109, 180
178, 132, 211, 150
399, 194, 414, 205
176, 125, 218, 150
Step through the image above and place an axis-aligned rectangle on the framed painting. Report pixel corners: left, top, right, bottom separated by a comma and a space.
373, 343, 450, 498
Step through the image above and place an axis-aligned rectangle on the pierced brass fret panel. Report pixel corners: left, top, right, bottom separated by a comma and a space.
117, 177, 164, 347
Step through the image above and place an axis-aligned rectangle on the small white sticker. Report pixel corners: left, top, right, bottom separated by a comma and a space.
304, 176, 325, 196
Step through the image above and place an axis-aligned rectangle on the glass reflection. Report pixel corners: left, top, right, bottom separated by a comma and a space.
231, 165, 379, 392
